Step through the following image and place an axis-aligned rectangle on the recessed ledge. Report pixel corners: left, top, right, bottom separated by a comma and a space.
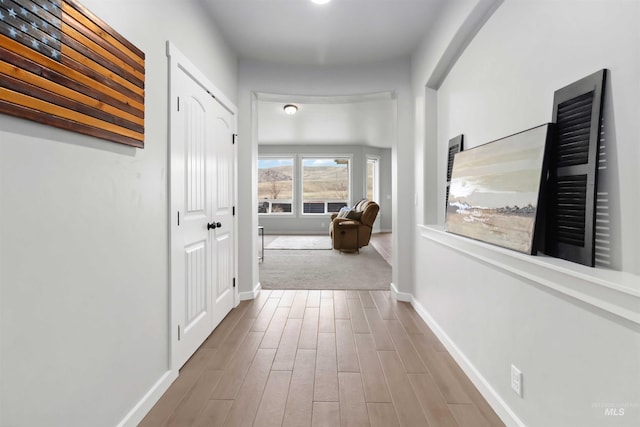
418, 225, 640, 325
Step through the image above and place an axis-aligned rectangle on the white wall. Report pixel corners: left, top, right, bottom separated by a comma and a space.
0, 1, 237, 425
237, 59, 414, 298
412, 1, 640, 426
258, 98, 395, 148
412, 0, 498, 224
258, 144, 392, 234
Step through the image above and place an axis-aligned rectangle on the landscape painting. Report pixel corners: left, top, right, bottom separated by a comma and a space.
445, 124, 552, 254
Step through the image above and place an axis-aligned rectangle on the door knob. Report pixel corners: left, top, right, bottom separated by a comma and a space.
207, 222, 222, 230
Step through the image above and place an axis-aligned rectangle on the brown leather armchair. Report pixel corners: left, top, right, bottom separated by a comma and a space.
329, 200, 380, 251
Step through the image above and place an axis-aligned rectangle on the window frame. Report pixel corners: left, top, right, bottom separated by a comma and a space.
366, 155, 380, 204
257, 155, 296, 216
300, 155, 352, 216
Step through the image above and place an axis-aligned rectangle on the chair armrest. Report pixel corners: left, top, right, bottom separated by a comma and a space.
333, 218, 360, 226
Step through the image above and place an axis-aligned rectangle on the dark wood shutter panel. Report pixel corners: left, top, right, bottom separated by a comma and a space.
554, 174, 588, 246
445, 134, 464, 210
547, 69, 607, 266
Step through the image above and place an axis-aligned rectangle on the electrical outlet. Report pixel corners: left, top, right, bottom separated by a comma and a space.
321, 222, 325, 228
511, 364, 523, 397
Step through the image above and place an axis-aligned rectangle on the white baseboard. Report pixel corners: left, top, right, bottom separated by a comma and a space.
390, 282, 411, 302
374, 228, 392, 233
117, 370, 178, 427
240, 282, 261, 301
410, 297, 525, 427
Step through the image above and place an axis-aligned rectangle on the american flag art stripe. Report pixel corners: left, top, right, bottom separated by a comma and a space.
0, 0, 145, 147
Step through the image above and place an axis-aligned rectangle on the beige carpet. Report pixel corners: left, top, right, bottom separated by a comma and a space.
265, 235, 332, 250
259, 246, 391, 290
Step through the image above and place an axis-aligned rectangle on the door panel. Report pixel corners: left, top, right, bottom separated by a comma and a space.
183, 97, 208, 334
169, 45, 237, 370
171, 69, 217, 368
209, 108, 234, 326
216, 234, 232, 299
185, 97, 206, 213
184, 241, 207, 331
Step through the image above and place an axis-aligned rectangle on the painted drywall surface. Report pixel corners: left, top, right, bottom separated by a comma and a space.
237, 58, 414, 297
412, 0, 501, 225
411, 0, 480, 91
258, 99, 395, 148
417, 237, 640, 427
258, 145, 392, 234
438, 0, 639, 274
413, 1, 640, 426
0, 1, 237, 425
378, 149, 393, 232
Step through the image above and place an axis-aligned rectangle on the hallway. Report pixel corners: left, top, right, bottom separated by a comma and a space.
141, 290, 503, 426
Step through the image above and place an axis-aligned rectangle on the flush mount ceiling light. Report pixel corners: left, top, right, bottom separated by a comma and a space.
311, 0, 331, 4
283, 104, 298, 115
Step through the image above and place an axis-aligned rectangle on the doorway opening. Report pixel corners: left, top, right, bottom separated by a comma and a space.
253, 92, 395, 291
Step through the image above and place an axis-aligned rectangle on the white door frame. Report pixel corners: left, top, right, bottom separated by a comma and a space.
167, 41, 239, 371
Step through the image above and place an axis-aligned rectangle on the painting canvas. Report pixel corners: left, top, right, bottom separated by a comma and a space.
445, 124, 552, 254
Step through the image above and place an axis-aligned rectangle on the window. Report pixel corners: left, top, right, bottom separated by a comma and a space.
302, 157, 350, 214
367, 157, 379, 202
258, 157, 293, 214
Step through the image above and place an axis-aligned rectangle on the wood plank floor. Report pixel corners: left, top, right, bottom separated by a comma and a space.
140, 290, 504, 427
369, 232, 392, 266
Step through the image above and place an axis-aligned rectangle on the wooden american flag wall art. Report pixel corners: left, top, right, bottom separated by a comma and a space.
0, 0, 145, 148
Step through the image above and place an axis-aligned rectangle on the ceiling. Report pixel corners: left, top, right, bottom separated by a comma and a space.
202, 0, 445, 147
258, 95, 394, 148
202, 0, 447, 65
